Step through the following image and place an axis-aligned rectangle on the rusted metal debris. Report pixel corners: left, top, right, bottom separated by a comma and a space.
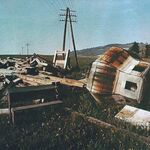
87, 47, 150, 103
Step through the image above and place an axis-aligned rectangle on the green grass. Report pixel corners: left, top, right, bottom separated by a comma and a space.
0, 89, 149, 150
0, 54, 149, 150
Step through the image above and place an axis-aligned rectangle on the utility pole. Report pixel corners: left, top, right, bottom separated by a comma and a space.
61, 7, 69, 52
60, 7, 79, 68
26, 43, 29, 55
21, 47, 24, 55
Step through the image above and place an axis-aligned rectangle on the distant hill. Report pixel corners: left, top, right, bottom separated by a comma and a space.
77, 42, 146, 56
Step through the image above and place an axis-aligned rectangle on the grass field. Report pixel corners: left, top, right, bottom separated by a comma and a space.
0, 54, 149, 150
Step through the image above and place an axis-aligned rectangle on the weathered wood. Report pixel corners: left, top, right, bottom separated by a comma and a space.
22, 79, 39, 86
17, 74, 85, 88
12, 100, 62, 111
7, 91, 11, 119
0, 108, 9, 115
70, 111, 150, 146
8, 84, 57, 94
53, 50, 70, 69
11, 100, 63, 124
7, 83, 61, 124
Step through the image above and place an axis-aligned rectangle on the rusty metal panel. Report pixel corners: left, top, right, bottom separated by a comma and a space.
100, 47, 129, 68
115, 105, 150, 130
87, 60, 116, 94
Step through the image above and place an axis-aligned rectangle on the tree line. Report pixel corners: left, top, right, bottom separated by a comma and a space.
129, 42, 150, 58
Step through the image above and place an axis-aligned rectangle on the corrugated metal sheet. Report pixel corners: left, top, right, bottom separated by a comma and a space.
115, 105, 150, 130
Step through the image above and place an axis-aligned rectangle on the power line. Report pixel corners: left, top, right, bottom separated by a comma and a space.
67, 0, 72, 8
67, 0, 71, 8
54, 0, 63, 9
41, 0, 58, 13
57, 0, 64, 8
47, 0, 59, 12
62, 0, 68, 8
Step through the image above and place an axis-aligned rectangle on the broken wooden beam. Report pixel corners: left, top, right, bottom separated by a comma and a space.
22, 79, 40, 86
7, 84, 59, 109
115, 105, 150, 130
11, 100, 63, 124
0, 108, 9, 115
12, 100, 62, 111
7, 83, 61, 124
17, 74, 85, 88
8, 84, 57, 94
70, 111, 150, 146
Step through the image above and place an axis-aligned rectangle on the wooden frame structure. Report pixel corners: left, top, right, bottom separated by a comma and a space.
7, 84, 63, 124
53, 49, 70, 69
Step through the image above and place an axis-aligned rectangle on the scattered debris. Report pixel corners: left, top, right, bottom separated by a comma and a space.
115, 105, 150, 131
69, 110, 150, 146
26, 67, 39, 75
0, 54, 82, 123
0, 108, 9, 115
7, 83, 62, 124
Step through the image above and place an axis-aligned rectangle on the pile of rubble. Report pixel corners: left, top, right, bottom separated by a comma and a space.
0, 54, 84, 124
0, 54, 71, 90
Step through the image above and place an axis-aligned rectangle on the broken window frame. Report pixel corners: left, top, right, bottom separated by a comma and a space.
132, 64, 147, 72
125, 81, 137, 92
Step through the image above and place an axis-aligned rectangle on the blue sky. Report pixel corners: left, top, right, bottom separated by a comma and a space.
0, 0, 150, 54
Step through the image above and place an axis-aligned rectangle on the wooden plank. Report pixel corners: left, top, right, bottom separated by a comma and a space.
11, 108, 15, 124
11, 100, 63, 124
0, 108, 9, 115
7, 91, 11, 119
55, 60, 65, 68
53, 50, 70, 69
64, 50, 70, 69
8, 84, 56, 94
55, 60, 65, 64
12, 100, 63, 111
17, 74, 85, 88
70, 111, 150, 146
53, 51, 57, 64
56, 51, 67, 54
115, 105, 150, 130
22, 79, 40, 86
